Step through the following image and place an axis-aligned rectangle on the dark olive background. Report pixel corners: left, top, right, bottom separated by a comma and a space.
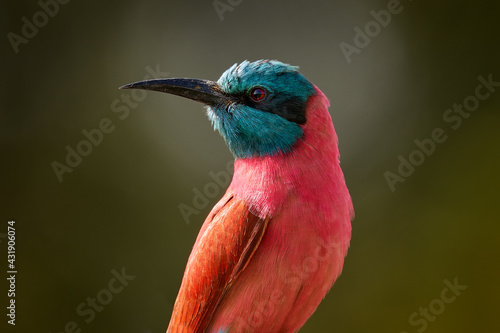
2, 1, 499, 332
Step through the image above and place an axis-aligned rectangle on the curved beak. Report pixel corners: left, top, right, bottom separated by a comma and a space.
119, 78, 228, 107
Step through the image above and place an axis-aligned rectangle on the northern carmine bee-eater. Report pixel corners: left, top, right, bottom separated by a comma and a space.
121, 60, 353, 333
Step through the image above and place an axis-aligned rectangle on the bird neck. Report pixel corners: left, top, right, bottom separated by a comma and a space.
228, 87, 352, 220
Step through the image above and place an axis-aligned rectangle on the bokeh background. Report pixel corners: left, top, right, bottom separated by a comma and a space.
2, 0, 500, 332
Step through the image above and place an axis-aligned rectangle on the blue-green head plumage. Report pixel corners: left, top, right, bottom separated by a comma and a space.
120, 59, 316, 159
206, 60, 316, 159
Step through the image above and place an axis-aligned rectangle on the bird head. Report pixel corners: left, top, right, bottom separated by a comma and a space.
120, 60, 316, 159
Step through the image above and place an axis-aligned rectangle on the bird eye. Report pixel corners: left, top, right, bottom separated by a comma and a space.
249, 87, 267, 102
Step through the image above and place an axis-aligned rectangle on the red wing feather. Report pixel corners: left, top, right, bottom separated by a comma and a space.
167, 194, 270, 333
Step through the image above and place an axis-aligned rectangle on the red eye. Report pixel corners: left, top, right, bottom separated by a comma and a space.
250, 87, 267, 102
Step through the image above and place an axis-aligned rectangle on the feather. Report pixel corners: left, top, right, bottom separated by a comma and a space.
167, 193, 270, 333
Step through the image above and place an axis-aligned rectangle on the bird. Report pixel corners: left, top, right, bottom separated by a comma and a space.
120, 60, 353, 333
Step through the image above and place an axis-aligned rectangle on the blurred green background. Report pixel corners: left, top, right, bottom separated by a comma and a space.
2, 0, 500, 332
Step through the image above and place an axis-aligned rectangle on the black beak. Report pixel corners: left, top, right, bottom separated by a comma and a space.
119, 78, 228, 107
